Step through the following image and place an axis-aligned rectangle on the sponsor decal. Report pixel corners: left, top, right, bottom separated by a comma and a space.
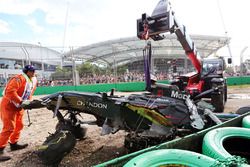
77, 100, 108, 109
171, 90, 190, 100
88, 102, 107, 109
77, 100, 85, 106
156, 98, 170, 102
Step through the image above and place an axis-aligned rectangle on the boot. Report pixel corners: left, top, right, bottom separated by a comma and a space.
9, 142, 28, 151
0, 147, 11, 162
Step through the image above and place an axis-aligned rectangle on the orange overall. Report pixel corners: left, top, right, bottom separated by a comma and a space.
0, 74, 37, 148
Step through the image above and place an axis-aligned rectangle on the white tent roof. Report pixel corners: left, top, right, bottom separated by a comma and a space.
63, 34, 230, 67
0, 42, 62, 65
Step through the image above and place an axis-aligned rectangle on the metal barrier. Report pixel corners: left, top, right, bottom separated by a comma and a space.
0, 77, 249, 96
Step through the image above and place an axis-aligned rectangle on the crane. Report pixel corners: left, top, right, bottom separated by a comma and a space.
137, 0, 228, 112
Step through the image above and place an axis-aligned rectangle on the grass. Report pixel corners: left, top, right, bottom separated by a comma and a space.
228, 84, 250, 89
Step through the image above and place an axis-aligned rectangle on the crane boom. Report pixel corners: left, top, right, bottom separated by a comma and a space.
137, 0, 201, 73
137, 0, 228, 113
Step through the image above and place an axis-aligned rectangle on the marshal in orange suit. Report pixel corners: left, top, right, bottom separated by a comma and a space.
0, 65, 37, 162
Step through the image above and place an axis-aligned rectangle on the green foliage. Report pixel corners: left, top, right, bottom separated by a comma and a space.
225, 66, 234, 74
77, 62, 94, 76
117, 64, 128, 74
50, 66, 72, 80
77, 62, 128, 77
50, 62, 129, 80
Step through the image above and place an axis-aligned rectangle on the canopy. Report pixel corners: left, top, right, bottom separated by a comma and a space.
63, 34, 230, 67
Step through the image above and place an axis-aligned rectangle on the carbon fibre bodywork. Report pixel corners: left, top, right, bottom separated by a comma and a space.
25, 90, 243, 153
26, 91, 193, 133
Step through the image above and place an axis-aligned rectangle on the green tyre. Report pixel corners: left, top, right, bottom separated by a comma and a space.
124, 149, 216, 167
242, 115, 250, 128
202, 127, 250, 160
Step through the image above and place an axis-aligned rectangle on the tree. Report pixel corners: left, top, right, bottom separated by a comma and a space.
225, 66, 234, 75
77, 62, 94, 77
116, 64, 128, 74
50, 66, 72, 80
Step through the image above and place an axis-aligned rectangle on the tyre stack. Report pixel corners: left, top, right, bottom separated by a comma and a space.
123, 114, 250, 167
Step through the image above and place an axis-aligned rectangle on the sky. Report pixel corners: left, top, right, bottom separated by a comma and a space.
0, 0, 250, 65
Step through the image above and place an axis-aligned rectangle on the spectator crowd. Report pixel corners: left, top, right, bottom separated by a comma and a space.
37, 72, 171, 87
1, 71, 248, 87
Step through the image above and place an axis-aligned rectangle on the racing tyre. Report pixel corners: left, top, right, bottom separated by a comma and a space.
56, 120, 87, 140
37, 130, 76, 166
242, 115, 250, 128
236, 106, 250, 115
202, 127, 250, 162
124, 149, 216, 167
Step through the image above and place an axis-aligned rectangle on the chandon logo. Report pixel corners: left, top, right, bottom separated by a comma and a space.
171, 90, 190, 100
77, 100, 85, 106
88, 102, 107, 109
76, 100, 107, 109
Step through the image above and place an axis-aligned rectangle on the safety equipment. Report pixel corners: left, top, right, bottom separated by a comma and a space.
1, 74, 36, 110
0, 147, 11, 162
22, 65, 36, 73
0, 73, 37, 148
242, 115, 250, 128
21, 100, 31, 107
124, 149, 217, 167
9, 142, 28, 151
202, 127, 250, 160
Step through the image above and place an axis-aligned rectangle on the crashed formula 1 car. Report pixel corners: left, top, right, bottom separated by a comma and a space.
24, 89, 244, 165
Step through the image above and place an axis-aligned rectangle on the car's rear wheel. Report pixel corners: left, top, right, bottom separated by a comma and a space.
37, 130, 76, 166
56, 120, 87, 140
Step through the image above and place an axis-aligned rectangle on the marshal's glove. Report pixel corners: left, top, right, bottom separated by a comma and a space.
21, 100, 31, 108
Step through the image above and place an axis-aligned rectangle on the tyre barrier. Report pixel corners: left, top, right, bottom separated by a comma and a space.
202, 127, 250, 166
242, 115, 250, 128
124, 149, 217, 167
123, 115, 250, 167
37, 130, 76, 166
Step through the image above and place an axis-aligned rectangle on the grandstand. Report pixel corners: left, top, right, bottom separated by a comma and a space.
0, 34, 229, 85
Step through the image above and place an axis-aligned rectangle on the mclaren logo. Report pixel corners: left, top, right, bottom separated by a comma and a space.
171, 91, 190, 100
